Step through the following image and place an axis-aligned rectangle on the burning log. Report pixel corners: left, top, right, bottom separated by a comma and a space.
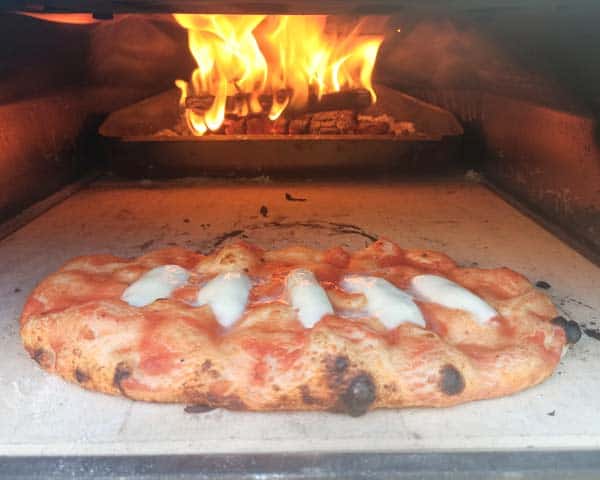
309, 110, 356, 134
307, 88, 372, 113
185, 93, 251, 115
246, 114, 272, 135
272, 117, 289, 134
183, 88, 372, 118
223, 115, 246, 135
288, 116, 312, 134
184, 94, 214, 112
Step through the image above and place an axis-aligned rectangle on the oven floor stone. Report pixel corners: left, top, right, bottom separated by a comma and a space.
1, 178, 599, 455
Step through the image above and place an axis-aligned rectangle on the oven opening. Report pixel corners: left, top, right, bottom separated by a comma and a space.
91, 13, 463, 177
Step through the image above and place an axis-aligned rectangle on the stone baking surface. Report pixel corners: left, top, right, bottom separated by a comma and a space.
1, 178, 599, 455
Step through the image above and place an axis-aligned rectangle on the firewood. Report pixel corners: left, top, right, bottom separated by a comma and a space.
223, 115, 246, 135
307, 88, 372, 113
356, 114, 393, 134
309, 110, 356, 134
184, 88, 371, 117
288, 115, 311, 134
185, 94, 213, 112
272, 116, 289, 134
392, 121, 416, 136
246, 114, 272, 134
185, 93, 251, 115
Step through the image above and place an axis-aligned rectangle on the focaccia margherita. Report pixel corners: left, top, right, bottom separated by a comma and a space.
20, 239, 581, 416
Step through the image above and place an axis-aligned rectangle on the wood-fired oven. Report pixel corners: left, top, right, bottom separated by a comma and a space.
1, 0, 600, 478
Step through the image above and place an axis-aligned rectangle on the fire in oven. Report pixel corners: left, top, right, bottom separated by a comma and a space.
1, 1, 600, 478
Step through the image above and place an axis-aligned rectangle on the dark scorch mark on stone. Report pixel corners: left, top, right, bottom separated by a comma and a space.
439, 364, 465, 396
552, 316, 582, 344
261, 221, 377, 242
340, 373, 376, 417
113, 361, 132, 393
211, 229, 245, 249
260, 205, 268, 217
583, 328, 600, 341
535, 280, 551, 289
285, 192, 307, 202
184, 404, 215, 414
206, 220, 377, 250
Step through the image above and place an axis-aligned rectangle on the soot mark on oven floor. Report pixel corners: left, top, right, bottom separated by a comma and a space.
205, 220, 378, 251
260, 221, 378, 242
210, 229, 245, 249
285, 192, 307, 202
583, 328, 600, 341
184, 404, 215, 414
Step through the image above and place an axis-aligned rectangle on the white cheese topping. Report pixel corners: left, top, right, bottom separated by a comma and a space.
121, 265, 190, 307
410, 274, 497, 324
341, 276, 425, 329
196, 272, 251, 328
286, 269, 334, 328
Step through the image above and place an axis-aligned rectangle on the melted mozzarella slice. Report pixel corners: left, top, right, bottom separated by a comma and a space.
121, 265, 190, 307
411, 274, 497, 324
341, 276, 425, 329
286, 269, 334, 328
196, 272, 251, 328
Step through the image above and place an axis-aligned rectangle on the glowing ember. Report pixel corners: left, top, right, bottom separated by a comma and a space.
174, 15, 384, 136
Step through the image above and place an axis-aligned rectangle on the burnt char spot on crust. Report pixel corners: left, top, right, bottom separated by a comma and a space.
326, 355, 350, 389
201, 360, 212, 372
552, 316, 582, 344
439, 364, 465, 396
334, 356, 349, 373
300, 385, 322, 406
340, 373, 376, 417
184, 404, 215, 414
113, 361, 132, 393
32, 348, 54, 368
75, 368, 90, 383
206, 393, 246, 410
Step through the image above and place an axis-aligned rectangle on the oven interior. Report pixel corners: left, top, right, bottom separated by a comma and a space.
1, 0, 600, 476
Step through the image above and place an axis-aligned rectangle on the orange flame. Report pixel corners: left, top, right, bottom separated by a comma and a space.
174, 15, 384, 135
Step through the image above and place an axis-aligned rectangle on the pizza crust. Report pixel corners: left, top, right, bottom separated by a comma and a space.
20, 240, 574, 415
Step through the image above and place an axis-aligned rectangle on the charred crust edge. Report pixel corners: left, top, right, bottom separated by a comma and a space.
75, 368, 90, 383
552, 316, 582, 344
206, 393, 247, 410
439, 364, 465, 396
32, 348, 54, 368
113, 361, 132, 393
334, 356, 349, 373
326, 355, 350, 390
300, 385, 322, 406
340, 373, 376, 417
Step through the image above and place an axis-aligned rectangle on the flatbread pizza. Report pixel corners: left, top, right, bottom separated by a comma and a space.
20, 239, 580, 416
